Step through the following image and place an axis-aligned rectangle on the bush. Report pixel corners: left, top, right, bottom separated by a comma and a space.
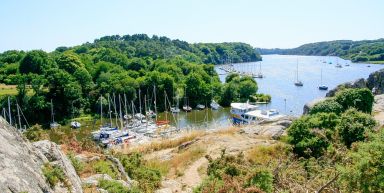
23, 124, 49, 142
99, 179, 140, 193
309, 99, 343, 115
196, 150, 273, 193
338, 129, 384, 192
67, 152, 84, 174
119, 153, 162, 192
287, 113, 339, 158
42, 163, 67, 188
250, 93, 271, 103
93, 160, 119, 179
337, 108, 376, 147
335, 88, 374, 113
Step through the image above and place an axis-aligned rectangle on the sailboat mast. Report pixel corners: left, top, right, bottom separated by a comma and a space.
108, 93, 112, 126
17, 103, 21, 129
321, 69, 323, 85
124, 94, 128, 118
100, 95, 103, 125
139, 89, 142, 121
164, 91, 168, 122
113, 93, 118, 127
296, 58, 299, 82
153, 85, 157, 122
8, 96, 12, 125
50, 99, 54, 123
144, 94, 148, 128
119, 94, 123, 129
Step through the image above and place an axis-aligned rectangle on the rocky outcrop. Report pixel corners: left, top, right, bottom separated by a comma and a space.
240, 116, 295, 139
0, 116, 84, 193
326, 78, 367, 97
33, 140, 83, 193
367, 69, 384, 95
0, 117, 52, 193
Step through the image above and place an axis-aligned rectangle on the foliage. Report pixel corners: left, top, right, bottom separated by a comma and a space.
0, 34, 260, 125
219, 74, 258, 106
23, 124, 50, 142
250, 93, 272, 103
287, 113, 338, 158
93, 159, 119, 179
338, 129, 384, 192
67, 152, 84, 174
334, 88, 374, 113
337, 108, 376, 147
196, 150, 273, 193
309, 98, 343, 115
42, 163, 67, 188
259, 38, 384, 63
98, 179, 141, 193
119, 153, 162, 192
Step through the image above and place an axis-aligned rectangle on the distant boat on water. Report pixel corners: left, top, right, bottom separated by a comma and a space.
318, 69, 328, 90
294, 58, 303, 86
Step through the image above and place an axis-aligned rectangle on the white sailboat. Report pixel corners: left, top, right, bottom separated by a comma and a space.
253, 62, 264, 78
294, 58, 303, 86
318, 69, 328, 90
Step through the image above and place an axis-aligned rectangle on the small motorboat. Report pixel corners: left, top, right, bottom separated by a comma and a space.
335, 64, 342, 68
196, 104, 205, 110
182, 105, 192, 112
367, 65, 371, 68
170, 107, 180, 113
70, 121, 81, 129
210, 100, 221, 110
146, 110, 156, 118
318, 85, 328, 90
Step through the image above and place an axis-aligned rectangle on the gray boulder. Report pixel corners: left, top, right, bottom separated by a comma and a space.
33, 140, 83, 193
367, 68, 384, 95
0, 117, 52, 193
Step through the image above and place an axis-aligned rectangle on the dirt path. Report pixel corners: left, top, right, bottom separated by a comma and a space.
180, 157, 208, 188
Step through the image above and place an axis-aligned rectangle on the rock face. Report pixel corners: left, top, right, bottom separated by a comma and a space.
33, 140, 83, 193
326, 78, 367, 97
0, 117, 83, 193
367, 69, 384, 95
0, 117, 52, 193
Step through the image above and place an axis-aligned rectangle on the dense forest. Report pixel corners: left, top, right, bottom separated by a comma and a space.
0, 34, 261, 126
259, 38, 384, 63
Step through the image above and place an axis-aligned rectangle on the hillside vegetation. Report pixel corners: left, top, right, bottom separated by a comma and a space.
259, 39, 384, 63
0, 34, 261, 126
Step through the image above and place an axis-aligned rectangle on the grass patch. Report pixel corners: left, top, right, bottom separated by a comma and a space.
127, 131, 205, 153
67, 152, 84, 175
169, 146, 206, 176
93, 159, 120, 179
246, 143, 290, 165
42, 163, 68, 188
98, 179, 140, 193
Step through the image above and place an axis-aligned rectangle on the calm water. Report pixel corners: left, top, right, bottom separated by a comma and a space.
158, 55, 384, 129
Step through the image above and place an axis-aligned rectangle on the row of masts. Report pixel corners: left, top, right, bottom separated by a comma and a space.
2, 96, 29, 130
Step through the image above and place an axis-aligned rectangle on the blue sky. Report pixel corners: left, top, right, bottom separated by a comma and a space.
0, 0, 383, 52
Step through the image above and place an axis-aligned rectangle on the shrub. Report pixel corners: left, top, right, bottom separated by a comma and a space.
338, 129, 384, 192
196, 150, 273, 193
24, 124, 49, 142
337, 108, 376, 147
119, 153, 162, 192
93, 160, 119, 179
42, 163, 67, 188
67, 152, 84, 174
335, 88, 374, 113
309, 99, 343, 115
99, 179, 140, 193
287, 113, 339, 158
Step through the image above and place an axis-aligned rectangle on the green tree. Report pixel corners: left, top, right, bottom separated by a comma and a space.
335, 88, 374, 113
19, 50, 55, 74
309, 99, 343, 115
